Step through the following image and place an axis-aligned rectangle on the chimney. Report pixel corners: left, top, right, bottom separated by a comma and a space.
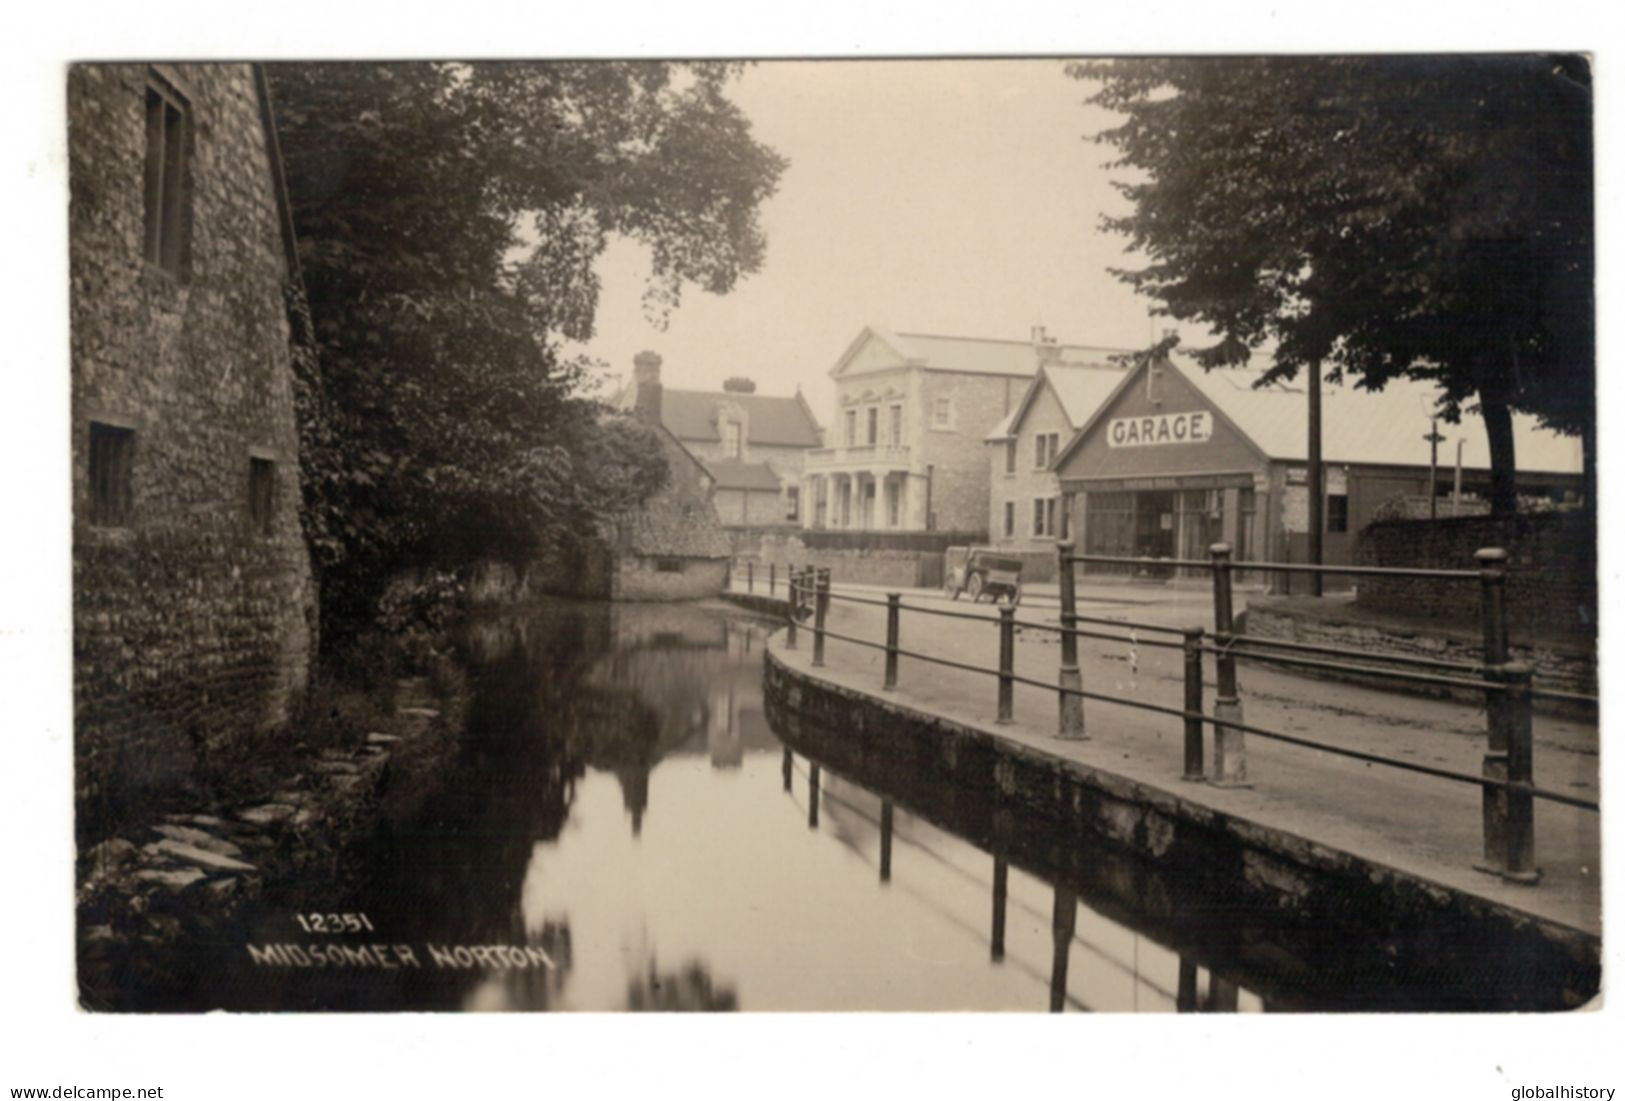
1032, 324, 1060, 364
633, 351, 663, 425
722, 376, 757, 394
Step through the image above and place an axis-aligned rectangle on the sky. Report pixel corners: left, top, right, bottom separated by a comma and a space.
567, 59, 1190, 417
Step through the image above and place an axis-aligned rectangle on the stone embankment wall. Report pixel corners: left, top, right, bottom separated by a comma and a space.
1356, 511, 1595, 640
71, 64, 317, 830
763, 646, 1598, 1010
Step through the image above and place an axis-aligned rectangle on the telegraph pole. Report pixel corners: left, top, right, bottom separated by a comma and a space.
1425, 418, 1446, 521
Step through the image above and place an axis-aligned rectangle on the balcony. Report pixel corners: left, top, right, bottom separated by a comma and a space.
805, 443, 913, 473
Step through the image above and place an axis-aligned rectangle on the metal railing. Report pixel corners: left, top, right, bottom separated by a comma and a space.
775, 542, 1597, 890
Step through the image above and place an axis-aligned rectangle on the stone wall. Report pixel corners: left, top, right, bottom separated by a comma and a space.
740, 531, 939, 588
70, 64, 317, 830
1355, 511, 1596, 640
1246, 599, 1597, 707
918, 372, 1027, 532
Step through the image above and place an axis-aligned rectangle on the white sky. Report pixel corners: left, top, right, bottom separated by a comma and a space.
569, 59, 1191, 416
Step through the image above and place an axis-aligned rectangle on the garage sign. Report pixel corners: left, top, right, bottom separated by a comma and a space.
1107, 411, 1212, 448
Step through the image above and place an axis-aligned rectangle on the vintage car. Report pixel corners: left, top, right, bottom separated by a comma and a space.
943, 547, 1024, 606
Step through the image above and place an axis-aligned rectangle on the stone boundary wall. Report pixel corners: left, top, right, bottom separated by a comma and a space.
1356, 511, 1596, 640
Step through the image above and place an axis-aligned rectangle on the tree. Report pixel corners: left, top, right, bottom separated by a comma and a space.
266, 63, 785, 638
1070, 56, 1593, 513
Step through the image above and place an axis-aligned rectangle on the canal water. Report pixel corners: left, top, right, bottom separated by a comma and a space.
115, 599, 1321, 1011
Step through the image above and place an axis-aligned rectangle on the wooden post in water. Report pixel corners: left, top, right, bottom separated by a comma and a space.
1208, 544, 1249, 787
879, 800, 894, 882
1049, 885, 1077, 1013
991, 857, 1008, 962
1056, 539, 1085, 739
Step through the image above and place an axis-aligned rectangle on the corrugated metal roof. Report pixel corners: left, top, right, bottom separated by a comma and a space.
1176, 357, 1583, 474
704, 458, 783, 491
892, 331, 1132, 378
614, 386, 823, 447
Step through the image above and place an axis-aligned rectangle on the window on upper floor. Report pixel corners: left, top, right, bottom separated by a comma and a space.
88, 421, 135, 527
1003, 500, 1015, 538
1005, 439, 1016, 474
844, 409, 857, 446
866, 407, 879, 446
932, 397, 952, 428
143, 70, 192, 276
1034, 432, 1060, 469
786, 486, 800, 522
889, 405, 903, 445
721, 420, 742, 458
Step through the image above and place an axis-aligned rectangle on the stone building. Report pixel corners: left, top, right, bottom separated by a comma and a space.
605, 353, 732, 600
70, 64, 319, 829
613, 366, 822, 527
801, 326, 1125, 534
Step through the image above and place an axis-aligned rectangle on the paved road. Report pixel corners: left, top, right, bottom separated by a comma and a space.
734, 577, 1601, 935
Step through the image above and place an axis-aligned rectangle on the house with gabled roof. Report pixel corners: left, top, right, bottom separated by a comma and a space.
984, 359, 1130, 565
613, 364, 822, 527
801, 325, 1128, 534
1052, 353, 1584, 583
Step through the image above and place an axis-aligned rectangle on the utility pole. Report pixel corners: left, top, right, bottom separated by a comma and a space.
1425, 418, 1446, 521
1308, 360, 1323, 597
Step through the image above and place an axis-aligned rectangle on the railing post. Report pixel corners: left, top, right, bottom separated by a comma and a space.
770, 562, 777, 597
996, 605, 1016, 724
879, 800, 894, 882
884, 592, 901, 690
991, 856, 1008, 961
1476, 547, 1510, 668
1056, 539, 1086, 740
812, 569, 829, 668
1208, 543, 1249, 787
782, 746, 793, 792
747, 560, 755, 594
808, 763, 820, 829
1182, 626, 1205, 782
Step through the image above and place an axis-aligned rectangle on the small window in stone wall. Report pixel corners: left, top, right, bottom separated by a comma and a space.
88, 421, 135, 526
249, 457, 276, 535
143, 71, 192, 276
655, 558, 684, 573
1327, 493, 1349, 534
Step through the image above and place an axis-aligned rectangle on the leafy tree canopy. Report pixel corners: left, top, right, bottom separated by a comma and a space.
267, 62, 785, 636
1070, 56, 1593, 510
